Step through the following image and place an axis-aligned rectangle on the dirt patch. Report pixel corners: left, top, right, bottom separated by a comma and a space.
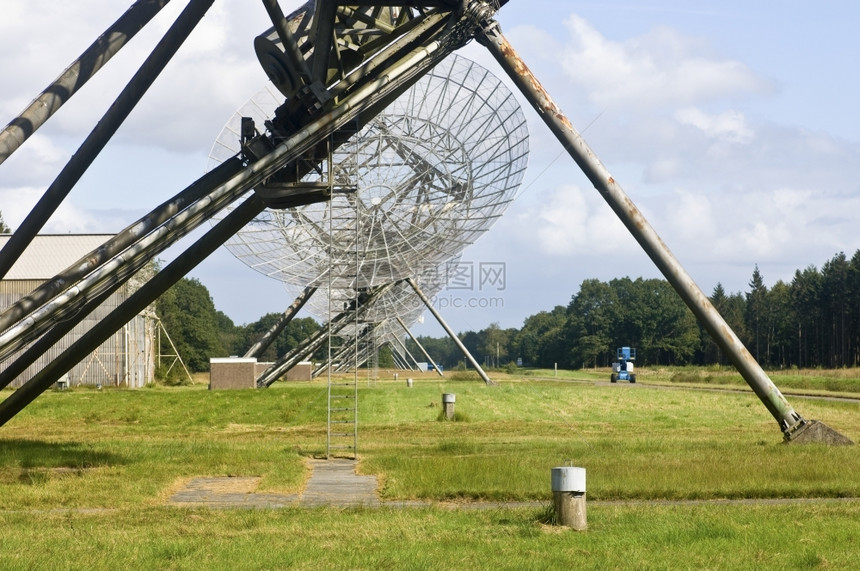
188, 476, 262, 494
167, 475, 298, 508
165, 460, 379, 508
222, 424, 268, 433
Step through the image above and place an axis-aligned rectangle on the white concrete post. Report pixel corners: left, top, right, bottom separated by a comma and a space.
551, 466, 586, 530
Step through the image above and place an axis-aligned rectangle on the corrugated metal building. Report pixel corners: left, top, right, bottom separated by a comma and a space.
0, 234, 156, 388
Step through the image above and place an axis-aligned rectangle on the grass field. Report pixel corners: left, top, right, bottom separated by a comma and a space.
1, 369, 859, 569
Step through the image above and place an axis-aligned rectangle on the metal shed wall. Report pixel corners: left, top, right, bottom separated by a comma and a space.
0, 235, 156, 388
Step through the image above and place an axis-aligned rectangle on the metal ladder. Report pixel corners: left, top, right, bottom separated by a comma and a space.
326, 366, 358, 458
325, 133, 359, 460
326, 290, 359, 459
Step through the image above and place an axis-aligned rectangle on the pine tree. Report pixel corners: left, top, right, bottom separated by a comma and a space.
745, 265, 768, 363
0, 211, 11, 233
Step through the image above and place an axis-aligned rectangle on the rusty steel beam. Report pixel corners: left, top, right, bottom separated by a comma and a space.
476, 19, 852, 442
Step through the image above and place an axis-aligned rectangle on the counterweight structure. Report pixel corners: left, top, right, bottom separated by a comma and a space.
0, 0, 849, 443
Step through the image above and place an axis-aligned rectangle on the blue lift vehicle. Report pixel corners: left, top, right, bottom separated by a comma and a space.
611, 347, 636, 383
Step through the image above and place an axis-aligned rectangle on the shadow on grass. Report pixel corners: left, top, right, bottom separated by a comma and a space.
0, 439, 125, 473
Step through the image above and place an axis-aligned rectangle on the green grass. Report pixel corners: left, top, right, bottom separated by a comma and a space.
1, 503, 859, 569
520, 367, 604, 381
633, 365, 860, 395
358, 380, 860, 501
1, 371, 859, 568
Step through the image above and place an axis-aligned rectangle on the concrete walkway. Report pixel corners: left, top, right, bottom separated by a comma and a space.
167, 463, 860, 510
168, 459, 381, 508
168, 476, 297, 508
301, 459, 380, 507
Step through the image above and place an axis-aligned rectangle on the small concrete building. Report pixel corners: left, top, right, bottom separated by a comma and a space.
210, 357, 257, 389
286, 361, 313, 381
0, 234, 156, 388
209, 359, 313, 389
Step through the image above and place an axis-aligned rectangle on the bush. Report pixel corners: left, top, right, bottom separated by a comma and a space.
154, 364, 191, 387
448, 370, 482, 382
670, 371, 701, 384
436, 409, 470, 422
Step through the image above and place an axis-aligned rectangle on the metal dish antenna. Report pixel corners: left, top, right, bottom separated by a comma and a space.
208, 53, 529, 292
296, 254, 461, 333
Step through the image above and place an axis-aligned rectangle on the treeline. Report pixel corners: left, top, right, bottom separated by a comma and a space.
156, 277, 320, 372
407, 251, 860, 371
157, 250, 860, 373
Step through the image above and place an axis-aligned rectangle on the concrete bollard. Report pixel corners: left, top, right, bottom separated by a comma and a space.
406, 377, 413, 388
442, 393, 456, 420
551, 466, 586, 530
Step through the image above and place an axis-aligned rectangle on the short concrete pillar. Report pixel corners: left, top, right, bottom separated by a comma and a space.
406, 377, 413, 388
551, 466, 586, 530
442, 393, 456, 420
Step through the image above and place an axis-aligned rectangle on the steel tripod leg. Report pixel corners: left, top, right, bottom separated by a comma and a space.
406, 277, 493, 385
479, 20, 852, 443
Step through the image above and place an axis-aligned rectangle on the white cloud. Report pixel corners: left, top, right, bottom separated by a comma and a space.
663, 189, 716, 244
647, 184, 860, 269
0, 134, 69, 189
674, 107, 754, 144
558, 15, 774, 111
515, 184, 631, 256
0, 186, 117, 233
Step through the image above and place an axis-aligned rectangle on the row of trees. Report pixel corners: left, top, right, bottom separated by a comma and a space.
745, 251, 860, 369
407, 251, 860, 371
155, 250, 860, 373
9, 199, 854, 374
406, 277, 700, 370
156, 277, 320, 372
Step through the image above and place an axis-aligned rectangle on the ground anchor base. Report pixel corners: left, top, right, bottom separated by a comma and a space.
786, 420, 854, 445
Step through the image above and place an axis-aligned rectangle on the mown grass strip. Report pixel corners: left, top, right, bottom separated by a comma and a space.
1, 372, 858, 568
2, 502, 859, 570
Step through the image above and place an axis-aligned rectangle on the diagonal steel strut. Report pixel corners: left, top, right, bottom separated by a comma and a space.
0, 2, 501, 425
476, 14, 851, 443
0, 0, 212, 282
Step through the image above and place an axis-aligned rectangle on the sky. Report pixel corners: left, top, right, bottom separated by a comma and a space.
1, 1, 859, 340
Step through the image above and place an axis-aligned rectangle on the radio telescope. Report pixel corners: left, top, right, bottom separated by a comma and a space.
289, 256, 461, 374
294, 254, 461, 325
209, 53, 529, 294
